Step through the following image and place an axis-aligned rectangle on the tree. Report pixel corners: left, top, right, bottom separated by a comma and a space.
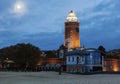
14, 43, 41, 70
59, 44, 66, 50
98, 45, 106, 53
44, 50, 57, 58
0, 43, 41, 71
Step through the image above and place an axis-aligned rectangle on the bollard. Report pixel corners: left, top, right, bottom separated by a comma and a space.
59, 67, 61, 75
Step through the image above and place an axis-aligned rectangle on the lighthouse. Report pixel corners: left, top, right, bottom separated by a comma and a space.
64, 10, 80, 50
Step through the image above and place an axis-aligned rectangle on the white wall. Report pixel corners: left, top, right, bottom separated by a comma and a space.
66, 55, 78, 65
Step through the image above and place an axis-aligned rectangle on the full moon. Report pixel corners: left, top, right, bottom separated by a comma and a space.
13, 1, 27, 16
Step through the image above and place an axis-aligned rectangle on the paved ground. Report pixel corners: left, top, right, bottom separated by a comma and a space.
0, 71, 120, 84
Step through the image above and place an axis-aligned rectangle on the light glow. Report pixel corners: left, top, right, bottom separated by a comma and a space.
13, 0, 27, 16
66, 10, 78, 22
113, 62, 119, 72
113, 67, 118, 72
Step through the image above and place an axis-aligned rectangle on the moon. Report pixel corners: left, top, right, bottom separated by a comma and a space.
13, 0, 27, 16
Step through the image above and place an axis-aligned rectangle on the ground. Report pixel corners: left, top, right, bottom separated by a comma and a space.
0, 71, 120, 84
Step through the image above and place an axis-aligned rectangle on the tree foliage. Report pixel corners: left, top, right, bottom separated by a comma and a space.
0, 43, 41, 70
98, 45, 106, 53
44, 50, 57, 58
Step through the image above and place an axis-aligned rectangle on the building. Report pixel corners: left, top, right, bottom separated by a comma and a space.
64, 10, 80, 50
103, 50, 120, 72
65, 11, 104, 73
36, 10, 120, 73
2, 58, 15, 70
60, 11, 103, 73
66, 48, 103, 73
37, 58, 65, 71
103, 58, 120, 72
37, 50, 66, 71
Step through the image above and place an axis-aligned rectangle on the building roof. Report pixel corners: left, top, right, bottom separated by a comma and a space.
66, 48, 100, 56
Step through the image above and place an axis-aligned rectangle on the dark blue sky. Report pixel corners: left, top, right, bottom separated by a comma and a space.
0, 0, 120, 51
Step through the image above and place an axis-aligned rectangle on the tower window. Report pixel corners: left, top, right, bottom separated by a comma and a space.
76, 28, 79, 32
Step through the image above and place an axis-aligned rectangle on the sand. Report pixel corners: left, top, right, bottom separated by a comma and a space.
0, 71, 120, 84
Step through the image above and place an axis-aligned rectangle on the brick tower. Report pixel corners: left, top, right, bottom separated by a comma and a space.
64, 10, 80, 50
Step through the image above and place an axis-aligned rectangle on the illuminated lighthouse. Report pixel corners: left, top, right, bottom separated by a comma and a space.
64, 10, 80, 50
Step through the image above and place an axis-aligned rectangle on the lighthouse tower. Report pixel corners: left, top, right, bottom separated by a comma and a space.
64, 10, 80, 50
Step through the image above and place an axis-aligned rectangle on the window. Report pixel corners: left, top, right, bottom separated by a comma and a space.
72, 57, 74, 62
68, 57, 70, 62
77, 57, 79, 64
81, 56, 84, 62
59, 50, 63, 58
76, 28, 79, 32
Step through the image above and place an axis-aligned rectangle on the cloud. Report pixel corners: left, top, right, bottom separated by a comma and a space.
0, 0, 105, 34
0, 0, 120, 50
0, 32, 63, 50
0, 27, 6, 32
10, 0, 28, 17
79, 0, 120, 50
25, 32, 63, 50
